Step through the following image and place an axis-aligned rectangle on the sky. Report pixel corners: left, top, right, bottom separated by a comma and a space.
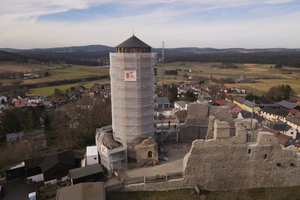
1, 0, 300, 49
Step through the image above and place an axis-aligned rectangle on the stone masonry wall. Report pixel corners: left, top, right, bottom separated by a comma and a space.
182, 123, 300, 191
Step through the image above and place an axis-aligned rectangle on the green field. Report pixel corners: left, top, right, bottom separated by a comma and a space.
160, 62, 300, 95
0, 61, 109, 86
29, 79, 110, 96
2, 61, 300, 97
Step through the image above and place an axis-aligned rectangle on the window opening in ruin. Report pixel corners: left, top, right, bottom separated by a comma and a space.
148, 151, 153, 158
248, 149, 251, 154
264, 154, 267, 159
277, 163, 281, 167
290, 163, 295, 167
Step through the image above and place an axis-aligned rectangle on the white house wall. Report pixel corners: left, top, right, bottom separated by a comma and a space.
27, 173, 44, 183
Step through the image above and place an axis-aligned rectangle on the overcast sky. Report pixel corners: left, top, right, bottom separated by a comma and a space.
1, 0, 300, 49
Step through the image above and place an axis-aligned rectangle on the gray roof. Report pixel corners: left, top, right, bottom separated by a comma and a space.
262, 106, 276, 114
257, 104, 279, 108
234, 97, 245, 104
277, 100, 297, 110
225, 102, 238, 109
156, 97, 170, 104
274, 108, 290, 118
270, 120, 291, 131
56, 182, 105, 200
286, 116, 300, 126
240, 110, 265, 123
116, 35, 151, 48
243, 100, 257, 108
175, 101, 190, 108
25, 156, 46, 169
40, 151, 76, 173
69, 164, 103, 180
6, 132, 24, 142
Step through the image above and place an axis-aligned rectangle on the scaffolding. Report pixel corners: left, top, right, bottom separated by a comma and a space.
110, 52, 157, 147
95, 126, 127, 177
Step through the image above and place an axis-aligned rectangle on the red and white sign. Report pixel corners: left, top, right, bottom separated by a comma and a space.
124, 71, 136, 81
101, 145, 107, 156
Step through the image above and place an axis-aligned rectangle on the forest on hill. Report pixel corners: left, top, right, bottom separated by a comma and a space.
1, 47, 300, 68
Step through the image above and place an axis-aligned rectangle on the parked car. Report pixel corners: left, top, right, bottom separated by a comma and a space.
0, 185, 4, 197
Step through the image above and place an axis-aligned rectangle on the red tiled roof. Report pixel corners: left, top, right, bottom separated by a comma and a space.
290, 109, 299, 115
26, 104, 37, 107
15, 99, 24, 106
215, 100, 229, 105
277, 134, 292, 145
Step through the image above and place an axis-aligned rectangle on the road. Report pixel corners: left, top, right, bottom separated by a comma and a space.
1, 179, 36, 200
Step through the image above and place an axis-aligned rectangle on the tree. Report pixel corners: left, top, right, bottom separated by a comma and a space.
44, 113, 51, 131
245, 94, 259, 101
208, 84, 220, 97
275, 63, 283, 69
167, 84, 178, 103
11, 80, 23, 86
185, 90, 196, 102
54, 89, 63, 97
266, 84, 294, 101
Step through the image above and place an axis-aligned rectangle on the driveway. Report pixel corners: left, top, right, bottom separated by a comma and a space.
1, 179, 36, 200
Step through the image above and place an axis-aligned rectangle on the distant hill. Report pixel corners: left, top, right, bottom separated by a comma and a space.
0, 45, 115, 53
1, 45, 300, 54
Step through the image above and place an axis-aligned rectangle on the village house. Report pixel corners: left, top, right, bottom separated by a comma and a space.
290, 108, 300, 117
156, 97, 170, 109
174, 101, 190, 111
233, 97, 245, 108
15, 99, 27, 107
225, 101, 242, 114
277, 100, 298, 111
24, 151, 82, 185
6, 132, 24, 143
0, 96, 8, 103
286, 115, 300, 132
242, 100, 260, 113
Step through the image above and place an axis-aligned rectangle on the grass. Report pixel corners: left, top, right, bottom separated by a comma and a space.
3, 61, 300, 97
29, 79, 110, 96
0, 62, 109, 85
157, 62, 300, 96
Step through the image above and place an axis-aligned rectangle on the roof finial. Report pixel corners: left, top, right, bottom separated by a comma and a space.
133, 29, 134, 36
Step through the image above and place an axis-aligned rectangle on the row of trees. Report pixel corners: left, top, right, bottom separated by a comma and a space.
164, 53, 300, 68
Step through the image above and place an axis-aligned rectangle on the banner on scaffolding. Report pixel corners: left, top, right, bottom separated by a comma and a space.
124, 70, 136, 81
101, 145, 107, 156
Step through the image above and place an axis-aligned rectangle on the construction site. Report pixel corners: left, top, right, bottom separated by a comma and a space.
95, 35, 300, 192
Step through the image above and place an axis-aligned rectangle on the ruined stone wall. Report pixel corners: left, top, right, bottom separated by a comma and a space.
178, 103, 235, 142
182, 126, 300, 191
178, 126, 207, 143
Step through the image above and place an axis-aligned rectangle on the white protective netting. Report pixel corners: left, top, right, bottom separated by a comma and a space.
110, 52, 157, 146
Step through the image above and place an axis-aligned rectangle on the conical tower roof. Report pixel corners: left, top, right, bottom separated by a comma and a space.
116, 35, 151, 48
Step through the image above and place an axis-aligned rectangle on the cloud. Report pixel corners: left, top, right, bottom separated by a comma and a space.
263, 0, 294, 4
0, 0, 299, 48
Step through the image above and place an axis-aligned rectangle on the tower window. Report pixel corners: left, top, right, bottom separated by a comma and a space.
264, 154, 267, 159
148, 151, 152, 158
248, 149, 252, 154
